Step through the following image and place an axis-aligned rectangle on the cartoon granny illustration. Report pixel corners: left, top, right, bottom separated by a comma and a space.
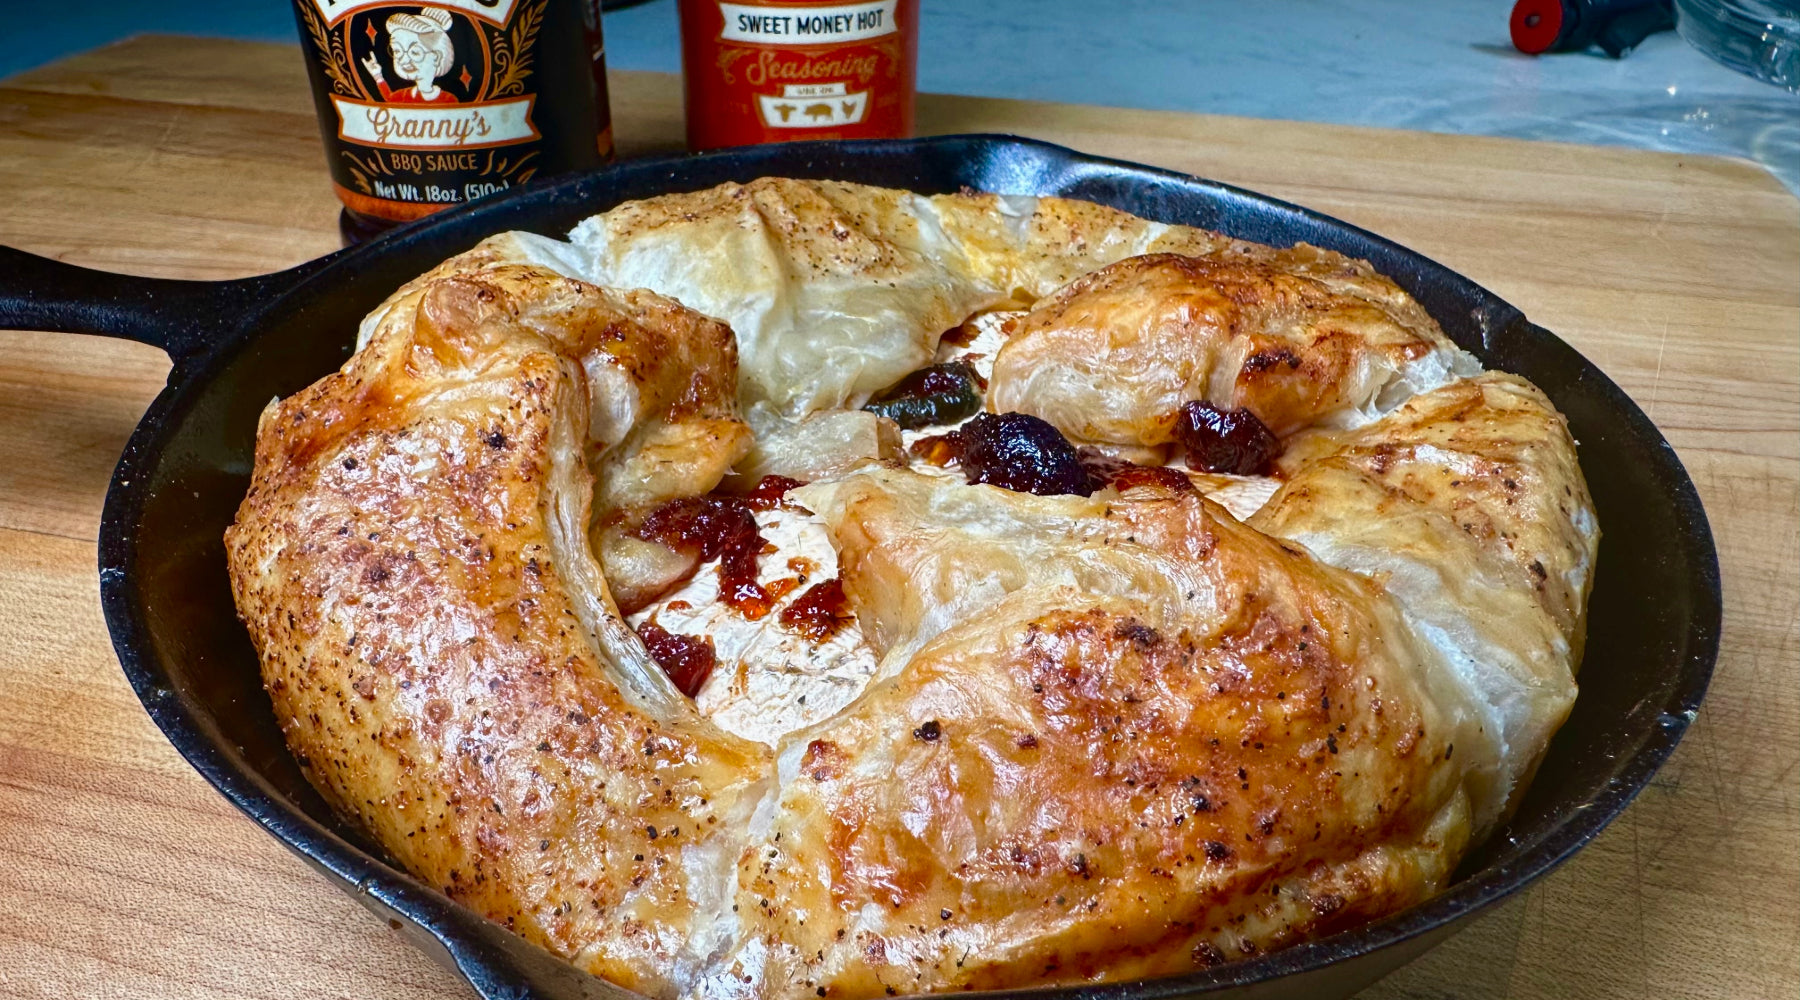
362, 7, 460, 104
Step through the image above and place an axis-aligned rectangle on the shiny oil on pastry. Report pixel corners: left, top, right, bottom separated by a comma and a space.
225, 178, 1597, 999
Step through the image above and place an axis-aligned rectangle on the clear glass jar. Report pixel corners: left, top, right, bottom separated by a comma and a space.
1675, 0, 1800, 90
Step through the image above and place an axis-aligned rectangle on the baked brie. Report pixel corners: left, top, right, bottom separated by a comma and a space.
227, 179, 1596, 999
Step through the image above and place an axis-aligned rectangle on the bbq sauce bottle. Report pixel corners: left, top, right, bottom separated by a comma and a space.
291, 0, 614, 243
678, 0, 920, 151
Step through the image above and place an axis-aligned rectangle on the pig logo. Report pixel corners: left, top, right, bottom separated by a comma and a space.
758, 87, 867, 128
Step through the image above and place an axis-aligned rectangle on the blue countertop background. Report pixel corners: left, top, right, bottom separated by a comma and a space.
6, 0, 1795, 189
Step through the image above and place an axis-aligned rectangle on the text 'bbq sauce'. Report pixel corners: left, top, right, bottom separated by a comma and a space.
291, 0, 614, 242
678, 0, 919, 150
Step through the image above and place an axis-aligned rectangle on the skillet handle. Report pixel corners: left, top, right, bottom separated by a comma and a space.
0, 245, 332, 368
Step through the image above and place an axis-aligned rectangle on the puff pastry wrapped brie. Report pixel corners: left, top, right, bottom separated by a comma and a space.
228, 178, 1596, 1000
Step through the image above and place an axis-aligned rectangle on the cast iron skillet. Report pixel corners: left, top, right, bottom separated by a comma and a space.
0, 135, 1718, 1000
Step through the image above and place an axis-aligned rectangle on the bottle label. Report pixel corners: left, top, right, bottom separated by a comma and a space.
680, 0, 917, 150
294, 0, 610, 222
329, 94, 540, 148
306, 0, 524, 23
717, 1, 898, 44
756, 83, 867, 129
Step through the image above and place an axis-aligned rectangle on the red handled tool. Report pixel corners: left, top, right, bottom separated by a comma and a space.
1510, 0, 1676, 57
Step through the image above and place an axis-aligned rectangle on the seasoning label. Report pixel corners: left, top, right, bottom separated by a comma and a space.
757, 83, 867, 128
294, 0, 610, 221
718, 1, 898, 44
680, 0, 917, 150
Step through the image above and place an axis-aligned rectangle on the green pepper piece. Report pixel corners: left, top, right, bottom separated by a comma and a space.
862, 361, 983, 430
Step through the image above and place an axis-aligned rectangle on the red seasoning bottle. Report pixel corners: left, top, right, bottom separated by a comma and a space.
290, 0, 615, 242
678, 0, 920, 150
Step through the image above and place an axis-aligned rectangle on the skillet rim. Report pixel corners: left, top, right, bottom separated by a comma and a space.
94, 133, 1721, 1000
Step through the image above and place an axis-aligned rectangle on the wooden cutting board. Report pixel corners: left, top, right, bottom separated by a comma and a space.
1, 34, 1794, 1000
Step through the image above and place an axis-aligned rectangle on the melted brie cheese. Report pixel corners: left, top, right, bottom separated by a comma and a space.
627, 506, 878, 746
633, 309, 1281, 748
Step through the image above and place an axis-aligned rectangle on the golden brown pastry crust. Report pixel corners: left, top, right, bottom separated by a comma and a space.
226, 178, 1596, 1000
227, 260, 769, 996
989, 253, 1468, 442
742, 471, 1479, 995
1251, 372, 1596, 831
505, 178, 1438, 420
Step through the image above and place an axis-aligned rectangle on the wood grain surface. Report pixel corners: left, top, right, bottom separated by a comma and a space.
1, 34, 1795, 1000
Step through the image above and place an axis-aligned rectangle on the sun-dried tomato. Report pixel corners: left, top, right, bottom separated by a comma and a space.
635, 620, 716, 698
1175, 402, 1281, 475
958, 412, 1096, 497
778, 577, 854, 643
742, 475, 806, 511
635, 496, 773, 617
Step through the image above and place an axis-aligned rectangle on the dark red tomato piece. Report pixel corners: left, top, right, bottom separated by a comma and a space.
635, 496, 773, 616
742, 475, 806, 511
957, 412, 1096, 497
1175, 402, 1281, 475
636, 620, 717, 698
778, 577, 854, 643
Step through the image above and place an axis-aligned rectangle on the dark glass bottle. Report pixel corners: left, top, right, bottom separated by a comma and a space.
290, 0, 614, 242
